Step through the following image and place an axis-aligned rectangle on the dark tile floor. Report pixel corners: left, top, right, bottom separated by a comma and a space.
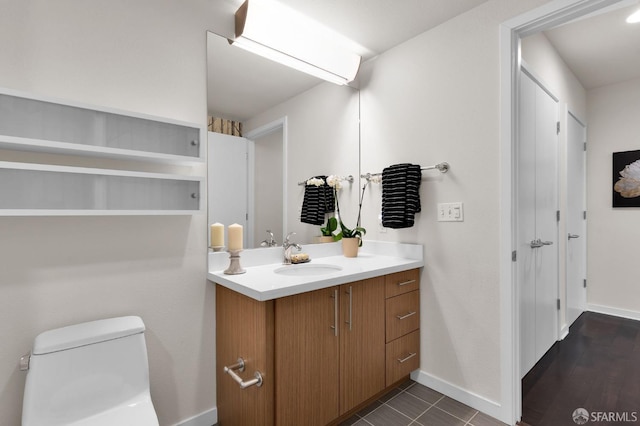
522, 311, 640, 426
339, 380, 506, 426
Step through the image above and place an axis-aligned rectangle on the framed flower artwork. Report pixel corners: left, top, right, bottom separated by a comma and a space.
613, 150, 640, 207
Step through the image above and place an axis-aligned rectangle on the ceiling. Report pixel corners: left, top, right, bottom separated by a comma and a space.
207, 0, 640, 122
207, 0, 489, 121
543, 1, 640, 90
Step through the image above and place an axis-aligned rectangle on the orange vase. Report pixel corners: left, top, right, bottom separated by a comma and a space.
342, 237, 360, 257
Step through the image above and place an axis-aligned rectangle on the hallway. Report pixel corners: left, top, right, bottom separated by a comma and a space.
522, 312, 640, 425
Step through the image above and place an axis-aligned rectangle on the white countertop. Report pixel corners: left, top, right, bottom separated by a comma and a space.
207, 241, 423, 301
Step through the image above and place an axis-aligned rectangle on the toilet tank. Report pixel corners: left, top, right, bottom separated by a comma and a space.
22, 316, 154, 426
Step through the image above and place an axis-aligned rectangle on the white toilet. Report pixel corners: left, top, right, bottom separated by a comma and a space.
21, 316, 159, 426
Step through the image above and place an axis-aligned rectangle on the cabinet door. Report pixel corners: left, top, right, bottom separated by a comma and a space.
275, 287, 339, 426
216, 285, 274, 426
340, 277, 386, 415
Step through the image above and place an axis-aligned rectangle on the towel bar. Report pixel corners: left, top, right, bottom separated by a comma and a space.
361, 162, 450, 181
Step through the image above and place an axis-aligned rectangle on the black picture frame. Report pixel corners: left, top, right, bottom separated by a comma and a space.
612, 149, 640, 207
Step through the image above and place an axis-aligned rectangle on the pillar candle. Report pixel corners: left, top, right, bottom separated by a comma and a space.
210, 223, 224, 247
228, 223, 243, 250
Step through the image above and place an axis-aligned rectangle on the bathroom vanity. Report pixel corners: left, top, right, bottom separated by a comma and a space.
208, 242, 423, 426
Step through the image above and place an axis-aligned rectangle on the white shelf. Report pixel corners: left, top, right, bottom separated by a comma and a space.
0, 87, 205, 215
0, 88, 204, 165
0, 161, 203, 215
0, 135, 204, 165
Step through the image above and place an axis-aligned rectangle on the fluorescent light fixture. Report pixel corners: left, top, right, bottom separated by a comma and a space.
627, 9, 640, 23
230, 0, 362, 85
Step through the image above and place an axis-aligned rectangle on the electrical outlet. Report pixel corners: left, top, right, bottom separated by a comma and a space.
437, 202, 464, 222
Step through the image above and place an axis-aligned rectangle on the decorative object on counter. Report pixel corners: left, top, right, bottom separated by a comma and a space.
381, 163, 422, 229
210, 222, 225, 251
228, 223, 243, 250
223, 249, 246, 275
290, 253, 310, 263
328, 175, 367, 256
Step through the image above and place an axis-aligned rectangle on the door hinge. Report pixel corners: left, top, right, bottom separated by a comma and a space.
583, 142, 587, 151
557, 299, 561, 310
246, 213, 249, 220
557, 122, 561, 135
557, 210, 560, 222
584, 279, 587, 288
583, 211, 587, 220
512, 250, 517, 262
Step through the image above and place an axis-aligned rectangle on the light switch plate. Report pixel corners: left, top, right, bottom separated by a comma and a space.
437, 202, 464, 222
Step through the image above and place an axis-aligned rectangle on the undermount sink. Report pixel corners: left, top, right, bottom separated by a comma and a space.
274, 263, 343, 276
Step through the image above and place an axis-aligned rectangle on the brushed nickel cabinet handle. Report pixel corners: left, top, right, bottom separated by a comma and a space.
346, 286, 353, 331
396, 311, 417, 320
330, 289, 338, 337
397, 352, 417, 363
398, 279, 416, 286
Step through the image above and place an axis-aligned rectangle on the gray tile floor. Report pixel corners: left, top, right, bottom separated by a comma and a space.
339, 380, 507, 426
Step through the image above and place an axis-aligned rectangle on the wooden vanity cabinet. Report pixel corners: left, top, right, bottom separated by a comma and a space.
215, 269, 419, 426
384, 270, 421, 384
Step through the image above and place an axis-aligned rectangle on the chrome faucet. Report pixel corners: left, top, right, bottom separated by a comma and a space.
283, 232, 302, 264
260, 230, 277, 247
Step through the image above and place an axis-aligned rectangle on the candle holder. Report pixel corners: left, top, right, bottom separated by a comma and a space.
209, 246, 225, 252
224, 249, 246, 275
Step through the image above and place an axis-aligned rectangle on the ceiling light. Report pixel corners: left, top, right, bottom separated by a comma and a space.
229, 0, 362, 85
627, 9, 640, 23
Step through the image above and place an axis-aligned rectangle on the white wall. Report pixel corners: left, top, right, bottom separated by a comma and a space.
587, 76, 640, 318
253, 128, 284, 246
0, 1, 216, 425
244, 83, 360, 245
521, 32, 587, 333
357, 0, 549, 414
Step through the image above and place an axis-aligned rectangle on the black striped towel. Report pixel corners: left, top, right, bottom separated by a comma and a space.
381, 164, 422, 229
300, 176, 335, 225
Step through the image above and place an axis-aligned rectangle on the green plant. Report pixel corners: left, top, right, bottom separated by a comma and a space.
320, 216, 339, 239
328, 175, 368, 246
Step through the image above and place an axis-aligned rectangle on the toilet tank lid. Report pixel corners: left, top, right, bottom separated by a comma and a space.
32, 316, 146, 355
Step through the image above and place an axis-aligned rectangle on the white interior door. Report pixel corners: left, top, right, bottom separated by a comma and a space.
208, 132, 249, 248
566, 113, 587, 327
518, 70, 559, 378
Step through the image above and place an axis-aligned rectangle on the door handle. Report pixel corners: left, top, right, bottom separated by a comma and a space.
530, 238, 553, 248
568, 234, 580, 240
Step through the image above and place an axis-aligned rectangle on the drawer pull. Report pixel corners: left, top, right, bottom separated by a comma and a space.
397, 352, 417, 363
396, 311, 417, 320
330, 289, 338, 337
223, 358, 263, 389
397, 279, 416, 286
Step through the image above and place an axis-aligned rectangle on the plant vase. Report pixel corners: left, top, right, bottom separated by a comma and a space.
342, 237, 360, 258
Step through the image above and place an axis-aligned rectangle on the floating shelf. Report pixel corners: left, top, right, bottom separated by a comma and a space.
0, 88, 204, 165
0, 87, 205, 215
0, 161, 203, 216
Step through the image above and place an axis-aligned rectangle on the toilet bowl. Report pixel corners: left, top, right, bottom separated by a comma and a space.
21, 316, 159, 426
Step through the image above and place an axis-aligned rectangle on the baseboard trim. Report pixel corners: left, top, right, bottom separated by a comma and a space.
175, 407, 217, 426
559, 324, 569, 340
411, 370, 504, 423
587, 304, 640, 322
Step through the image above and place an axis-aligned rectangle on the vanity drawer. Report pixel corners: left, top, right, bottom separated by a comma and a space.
386, 290, 420, 342
386, 330, 420, 385
385, 269, 419, 298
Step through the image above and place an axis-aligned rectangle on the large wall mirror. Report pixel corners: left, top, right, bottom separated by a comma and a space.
206, 31, 360, 249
